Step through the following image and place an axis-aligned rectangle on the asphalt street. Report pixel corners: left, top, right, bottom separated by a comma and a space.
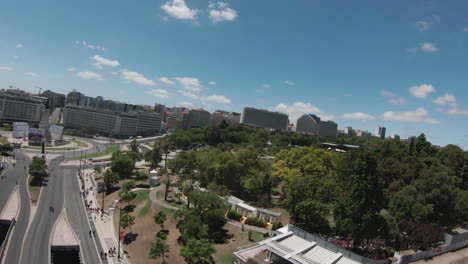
2, 151, 30, 264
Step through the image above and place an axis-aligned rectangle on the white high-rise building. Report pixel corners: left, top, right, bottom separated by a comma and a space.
375, 126, 386, 139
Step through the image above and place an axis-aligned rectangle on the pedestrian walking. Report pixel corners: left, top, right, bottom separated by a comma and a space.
93, 230, 96, 237
89, 230, 92, 237
104, 252, 107, 260
100, 251, 103, 259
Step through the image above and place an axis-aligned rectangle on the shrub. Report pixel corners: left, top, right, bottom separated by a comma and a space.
272, 222, 283, 231
227, 210, 242, 221
245, 217, 267, 228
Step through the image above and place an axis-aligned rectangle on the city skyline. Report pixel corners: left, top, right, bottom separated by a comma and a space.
1, 0, 468, 148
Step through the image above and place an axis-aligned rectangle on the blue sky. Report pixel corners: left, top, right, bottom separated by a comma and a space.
1, 0, 468, 148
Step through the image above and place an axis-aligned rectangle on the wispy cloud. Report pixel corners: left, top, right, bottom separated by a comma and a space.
432, 93, 457, 107
208, 81, 216, 85
177, 101, 193, 107
0, 66, 12, 71
415, 21, 432, 32
380, 90, 406, 104
420, 43, 439, 52
208, 2, 238, 23
382, 107, 439, 124
26, 72, 40, 77
92, 55, 120, 69
275, 102, 334, 122
16, 43, 23, 48
408, 84, 436, 98
78, 41, 105, 51
447, 108, 468, 115
67, 68, 76, 72
342, 112, 376, 121
161, 0, 199, 21
201, 94, 231, 104
284, 80, 296, 86
178, 90, 199, 100
159, 77, 176, 85
146, 89, 169, 99
175, 77, 202, 92
77, 71, 103, 80
121, 70, 156, 86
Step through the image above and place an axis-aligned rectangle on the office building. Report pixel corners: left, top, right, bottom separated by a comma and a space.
212, 110, 241, 126
319, 120, 338, 138
65, 90, 144, 113
63, 105, 161, 138
375, 126, 386, 139
344, 126, 356, 137
233, 225, 373, 264
356, 130, 372, 139
296, 114, 337, 138
41, 90, 66, 111
0, 91, 45, 124
296, 114, 321, 135
185, 108, 211, 129
240, 107, 288, 130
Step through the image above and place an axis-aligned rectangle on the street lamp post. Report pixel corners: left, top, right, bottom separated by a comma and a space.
118, 207, 121, 259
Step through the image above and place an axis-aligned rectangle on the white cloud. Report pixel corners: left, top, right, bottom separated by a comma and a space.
208, 81, 216, 85
80, 41, 105, 51
13, 56, 19, 60
380, 90, 406, 104
121, 70, 156, 86
16, 44, 23, 48
175, 77, 202, 92
342, 112, 376, 120
415, 21, 432, 32
178, 90, 199, 100
159, 77, 176, 85
382, 107, 439, 124
161, 0, 199, 21
284, 80, 296, 86
209, 2, 238, 23
26, 72, 40, 77
177, 101, 193, 107
0, 66, 12, 71
447, 108, 468, 115
92, 55, 120, 69
146, 89, 169, 99
110, 71, 118, 76
77, 71, 103, 80
420, 43, 439, 52
464, 28, 468, 32
408, 84, 436, 98
274, 102, 334, 122
262, 84, 271, 89
201, 94, 231, 104
432, 93, 457, 107
67, 68, 76, 72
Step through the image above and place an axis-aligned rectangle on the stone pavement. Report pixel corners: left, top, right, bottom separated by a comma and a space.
81, 169, 129, 264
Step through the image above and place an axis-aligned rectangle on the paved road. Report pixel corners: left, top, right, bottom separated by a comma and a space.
2, 151, 30, 264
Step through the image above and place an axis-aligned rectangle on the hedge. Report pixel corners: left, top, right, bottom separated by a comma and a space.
245, 217, 267, 228
227, 210, 242, 221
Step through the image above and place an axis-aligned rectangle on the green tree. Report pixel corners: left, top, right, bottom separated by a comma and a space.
29, 156, 48, 180
103, 170, 119, 192
119, 191, 136, 206
180, 238, 216, 264
153, 211, 167, 230
149, 237, 169, 263
161, 170, 171, 201
121, 180, 136, 192
145, 142, 162, 169
93, 165, 102, 174
120, 212, 135, 232
129, 139, 139, 153
110, 152, 136, 179
135, 171, 149, 185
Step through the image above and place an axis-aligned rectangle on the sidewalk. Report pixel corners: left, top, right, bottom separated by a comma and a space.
81, 169, 129, 264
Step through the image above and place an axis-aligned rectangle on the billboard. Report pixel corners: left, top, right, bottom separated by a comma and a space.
49, 125, 64, 141
28, 128, 44, 146
13, 122, 29, 138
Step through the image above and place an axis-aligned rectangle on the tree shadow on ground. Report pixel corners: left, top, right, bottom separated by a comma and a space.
105, 186, 121, 195
122, 204, 136, 213
211, 228, 233, 244
30, 177, 45, 187
136, 184, 150, 189
123, 233, 138, 245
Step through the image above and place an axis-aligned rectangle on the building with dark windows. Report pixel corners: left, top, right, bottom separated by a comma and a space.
240, 107, 288, 130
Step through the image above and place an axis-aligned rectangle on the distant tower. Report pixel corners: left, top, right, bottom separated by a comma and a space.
375, 126, 386, 139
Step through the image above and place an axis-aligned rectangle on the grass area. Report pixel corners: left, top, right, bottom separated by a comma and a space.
139, 199, 152, 218
134, 190, 150, 204
71, 139, 88, 147
0, 136, 9, 144
68, 145, 120, 160
28, 184, 41, 193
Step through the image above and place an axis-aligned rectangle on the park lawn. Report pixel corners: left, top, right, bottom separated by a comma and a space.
28, 177, 42, 205
134, 190, 150, 204
0, 136, 9, 144
68, 145, 120, 160
71, 139, 88, 147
